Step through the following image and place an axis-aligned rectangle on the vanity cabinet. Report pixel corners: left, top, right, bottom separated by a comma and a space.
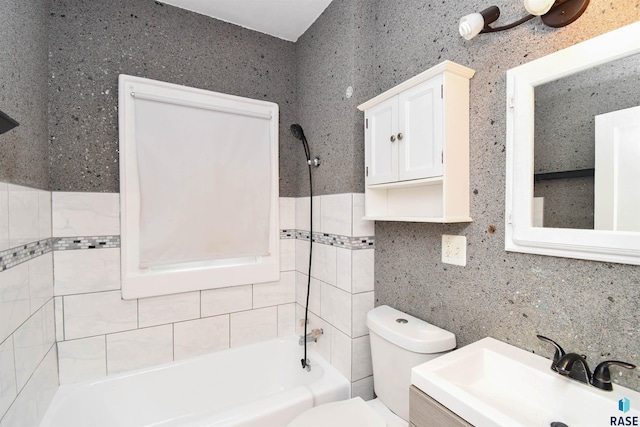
358, 61, 474, 222
409, 385, 473, 427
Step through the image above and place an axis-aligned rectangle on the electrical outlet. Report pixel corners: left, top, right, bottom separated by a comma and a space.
442, 235, 466, 266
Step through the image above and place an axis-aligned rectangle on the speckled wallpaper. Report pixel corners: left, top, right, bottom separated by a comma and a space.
47, 0, 298, 194
296, 0, 640, 391
0, 0, 51, 189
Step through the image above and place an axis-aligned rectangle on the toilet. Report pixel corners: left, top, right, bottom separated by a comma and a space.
287, 305, 456, 427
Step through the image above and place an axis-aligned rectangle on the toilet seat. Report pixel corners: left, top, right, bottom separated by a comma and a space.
287, 397, 386, 427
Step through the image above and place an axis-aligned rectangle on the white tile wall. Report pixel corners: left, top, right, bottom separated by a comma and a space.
295, 196, 321, 232
277, 303, 296, 337
295, 273, 321, 315
230, 307, 278, 348
54, 248, 120, 295
352, 335, 373, 381
351, 249, 375, 293
280, 239, 296, 271
8, 184, 39, 247
54, 296, 64, 342
0, 181, 57, 425
0, 338, 16, 418
320, 193, 353, 236
336, 248, 352, 292
0, 347, 58, 427
330, 327, 352, 380
352, 292, 375, 337
0, 263, 31, 343
295, 239, 310, 274
253, 271, 295, 308
352, 375, 375, 401
58, 336, 107, 384
29, 252, 54, 314
38, 190, 52, 239
352, 193, 375, 237
321, 282, 352, 336
173, 316, 230, 360
310, 243, 337, 286
106, 325, 173, 375
13, 308, 49, 390
201, 285, 252, 317
63, 290, 138, 340
52, 192, 119, 237
294, 193, 376, 397
279, 197, 296, 230
138, 291, 200, 328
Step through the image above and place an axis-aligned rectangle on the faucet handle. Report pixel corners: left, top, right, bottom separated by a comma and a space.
537, 335, 566, 371
591, 360, 636, 391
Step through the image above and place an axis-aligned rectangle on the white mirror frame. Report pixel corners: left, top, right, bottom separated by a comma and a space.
505, 21, 640, 265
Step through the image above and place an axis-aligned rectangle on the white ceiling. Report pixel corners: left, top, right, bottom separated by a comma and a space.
160, 0, 333, 42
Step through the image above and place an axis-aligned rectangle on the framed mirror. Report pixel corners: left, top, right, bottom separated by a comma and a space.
505, 21, 640, 265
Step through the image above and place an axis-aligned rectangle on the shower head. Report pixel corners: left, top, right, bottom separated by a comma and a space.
290, 123, 311, 162
290, 123, 305, 141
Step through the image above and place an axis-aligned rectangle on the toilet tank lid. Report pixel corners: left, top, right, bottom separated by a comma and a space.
367, 305, 456, 353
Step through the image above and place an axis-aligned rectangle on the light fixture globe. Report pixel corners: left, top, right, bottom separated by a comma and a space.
524, 0, 555, 16
459, 13, 485, 40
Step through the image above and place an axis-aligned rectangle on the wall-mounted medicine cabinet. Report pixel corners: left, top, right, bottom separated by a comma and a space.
358, 60, 475, 222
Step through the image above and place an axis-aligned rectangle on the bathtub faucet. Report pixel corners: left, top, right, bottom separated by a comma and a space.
299, 328, 323, 346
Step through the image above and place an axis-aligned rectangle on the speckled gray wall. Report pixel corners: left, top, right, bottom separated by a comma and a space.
0, 0, 51, 189
48, 0, 298, 194
294, 0, 376, 196
297, 0, 640, 391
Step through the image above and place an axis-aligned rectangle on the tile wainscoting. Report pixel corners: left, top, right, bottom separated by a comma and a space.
51, 192, 376, 399
0, 186, 376, 425
0, 183, 58, 427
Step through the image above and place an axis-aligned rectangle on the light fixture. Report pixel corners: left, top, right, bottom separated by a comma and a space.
459, 0, 590, 40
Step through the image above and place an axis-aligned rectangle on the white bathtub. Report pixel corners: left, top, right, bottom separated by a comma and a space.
40, 336, 350, 427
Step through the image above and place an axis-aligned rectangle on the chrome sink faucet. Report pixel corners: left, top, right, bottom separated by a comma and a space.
536, 335, 636, 391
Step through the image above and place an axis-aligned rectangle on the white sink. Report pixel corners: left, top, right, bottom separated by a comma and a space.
411, 337, 640, 427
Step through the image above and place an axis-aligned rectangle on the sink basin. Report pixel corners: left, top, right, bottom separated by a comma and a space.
411, 337, 640, 427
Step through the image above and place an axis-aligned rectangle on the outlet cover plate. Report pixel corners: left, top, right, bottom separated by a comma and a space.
442, 235, 466, 266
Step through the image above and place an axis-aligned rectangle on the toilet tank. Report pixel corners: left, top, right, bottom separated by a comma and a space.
366, 305, 456, 422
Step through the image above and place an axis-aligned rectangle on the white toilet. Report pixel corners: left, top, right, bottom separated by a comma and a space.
287, 305, 456, 427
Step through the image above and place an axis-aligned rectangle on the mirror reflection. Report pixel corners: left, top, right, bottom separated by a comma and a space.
533, 53, 640, 231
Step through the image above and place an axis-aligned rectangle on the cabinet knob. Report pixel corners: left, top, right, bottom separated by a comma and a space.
397, 133, 404, 140
390, 135, 396, 142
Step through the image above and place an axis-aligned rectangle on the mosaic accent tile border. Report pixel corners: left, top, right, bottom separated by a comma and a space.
1, 229, 372, 273
53, 236, 121, 251
0, 239, 53, 272
284, 229, 375, 250
280, 229, 296, 239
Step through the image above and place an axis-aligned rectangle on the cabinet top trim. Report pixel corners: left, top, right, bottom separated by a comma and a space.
357, 60, 475, 111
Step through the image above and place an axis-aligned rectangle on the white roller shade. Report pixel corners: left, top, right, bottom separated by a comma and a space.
134, 96, 272, 268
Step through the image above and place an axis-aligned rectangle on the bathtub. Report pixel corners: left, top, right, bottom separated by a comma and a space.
39, 335, 350, 427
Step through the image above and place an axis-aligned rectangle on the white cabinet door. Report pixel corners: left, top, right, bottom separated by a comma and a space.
398, 76, 443, 181
366, 96, 398, 185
